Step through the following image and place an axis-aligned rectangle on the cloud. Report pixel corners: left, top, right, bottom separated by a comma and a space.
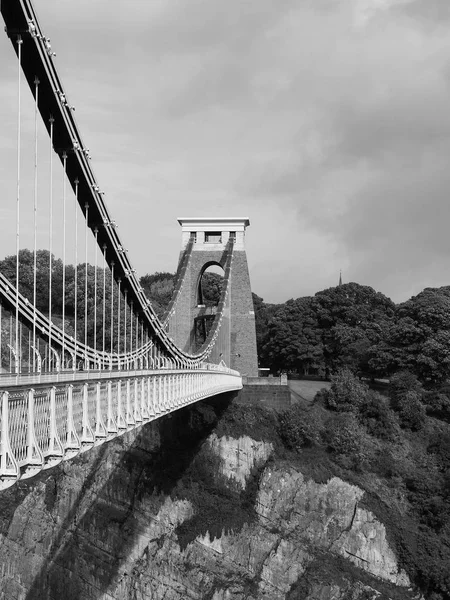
1, 0, 450, 305
397, 0, 450, 25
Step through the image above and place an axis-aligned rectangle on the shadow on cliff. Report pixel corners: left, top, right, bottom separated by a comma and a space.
18, 392, 235, 600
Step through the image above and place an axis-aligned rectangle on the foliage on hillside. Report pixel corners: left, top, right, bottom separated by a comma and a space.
0, 251, 224, 359
140, 271, 175, 318
0, 250, 119, 356
255, 282, 450, 386
278, 369, 450, 599
168, 375, 450, 599
140, 270, 224, 317
255, 282, 396, 377
5, 249, 450, 388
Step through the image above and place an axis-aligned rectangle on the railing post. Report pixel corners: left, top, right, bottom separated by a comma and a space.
140, 378, 149, 420
125, 379, 135, 427
134, 379, 142, 423
148, 377, 155, 417
174, 374, 179, 407
168, 375, 172, 409
26, 388, 35, 464
163, 376, 168, 411
156, 376, 161, 414
95, 381, 107, 441
81, 382, 95, 450
153, 377, 160, 415
106, 380, 118, 434
64, 384, 81, 459
43, 386, 64, 467
0, 391, 19, 489
116, 380, 127, 430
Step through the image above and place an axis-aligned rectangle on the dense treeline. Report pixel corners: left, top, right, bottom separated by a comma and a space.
140, 270, 223, 318
255, 281, 450, 386
0, 250, 223, 355
4, 250, 450, 387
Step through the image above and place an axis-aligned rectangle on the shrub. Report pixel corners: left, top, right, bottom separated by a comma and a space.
324, 368, 369, 412
389, 371, 423, 406
358, 390, 399, 440
313, 387, 329, 406
323, 413, 368, 470
279, 405, 323, 451
423, 390, 450, 423
427, 432, 450, 469
396, 391, 426, 431
419, 496, 449, 532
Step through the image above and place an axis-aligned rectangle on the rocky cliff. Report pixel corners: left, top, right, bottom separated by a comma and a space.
0, 393, 422, 600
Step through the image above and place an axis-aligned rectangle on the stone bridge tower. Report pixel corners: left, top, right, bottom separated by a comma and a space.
173, 217, 258, 377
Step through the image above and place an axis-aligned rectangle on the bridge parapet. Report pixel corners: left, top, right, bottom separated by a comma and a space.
0, 368, 242, 491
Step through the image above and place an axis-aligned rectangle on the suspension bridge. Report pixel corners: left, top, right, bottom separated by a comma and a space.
0, 1, 258, 490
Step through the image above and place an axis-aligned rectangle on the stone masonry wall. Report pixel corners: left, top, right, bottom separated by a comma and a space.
172, 247, 258, 377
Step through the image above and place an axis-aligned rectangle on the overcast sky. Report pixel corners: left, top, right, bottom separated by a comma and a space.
1, 0, 450, 305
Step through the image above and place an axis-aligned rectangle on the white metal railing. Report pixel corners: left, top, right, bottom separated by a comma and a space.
0, 368, 242, 490
0, 361, 231, 388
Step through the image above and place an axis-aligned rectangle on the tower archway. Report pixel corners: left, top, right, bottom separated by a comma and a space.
195, 263, 224, 350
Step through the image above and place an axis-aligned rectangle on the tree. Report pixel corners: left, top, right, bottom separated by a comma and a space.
323, 367, 369, 412
252, 293, 278, 367
140, 272, 175, 318
261, 297, 324, 375
200, 272, 223, 306
313, 282, 395, 377
374, 287, 450, 384
0, 249, 64, 314
358, 391, 399, 440
389, 371, 426, 430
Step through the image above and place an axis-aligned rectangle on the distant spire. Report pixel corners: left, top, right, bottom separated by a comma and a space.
339, 270, 342, 286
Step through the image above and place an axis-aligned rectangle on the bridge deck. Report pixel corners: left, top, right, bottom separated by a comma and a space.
0, 368, 242, 491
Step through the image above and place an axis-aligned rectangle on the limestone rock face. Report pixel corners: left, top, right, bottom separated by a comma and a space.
207, 433, 273, 488
256, 467, 410, 587
0, 399, 417, 600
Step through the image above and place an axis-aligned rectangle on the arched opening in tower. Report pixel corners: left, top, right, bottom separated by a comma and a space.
194, 264, 224, 350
